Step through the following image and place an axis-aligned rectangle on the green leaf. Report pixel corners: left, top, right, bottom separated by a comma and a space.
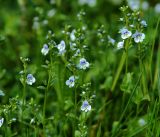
97, 124, 102, 137
120, 72, 134, 94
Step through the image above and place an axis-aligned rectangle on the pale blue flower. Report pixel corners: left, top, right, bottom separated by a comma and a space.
108, 35, 115, 45
119, 28, 132, 39
47, 9, 56, 18
138, 118, 146, 126
140, 20, 147, 27
41, 44, 49, 56
155, 3, 160, 14
70, 42, 77, 51
70, 30, 76, 41
79, 0, 96, 7
81, 100, 91, 112
132, 31, 145, 43
0, 90, 5, 96
0, 118, 4, 127
117, 41, 124, 49
66, 76, 75, 88
57, 40, 66, 55
74, 49, 81, 57
79, 58, 89, 70
26, 74, 36, 85
142, 1, 149, 11
127, 0, 140, 11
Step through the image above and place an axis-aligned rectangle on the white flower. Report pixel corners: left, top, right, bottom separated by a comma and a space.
42, 20, 48, 26
155, 3, 160, 14
78, 58, 90, 70
74, 49, 81, 57
129, 24, 134, 28
81, 100, 91, 112
142, 1, 149, 11
127, 0, 140, 11
41, 44, 49, 56
32, 17, 40, 30
0, 90, 5, 96
30, 118, 35, 124
50, 0, 56, 4
138, 118, 146, 126
78, 0, 96, 7
70, 42, 77, 51
57, 40, 66, 55
47, 9, 56, 18
0, 118, 4, 127
11, 118, 16, 122
132, 31, 145, 43
140, 20, 147, 27
66, 76, 75, 88
70, 30, 76, 41
108, 35, 115, 45
26, 74, 36, 85
119, 18, 124, 21
117, 41, 124, 49
119, 28, 132, 39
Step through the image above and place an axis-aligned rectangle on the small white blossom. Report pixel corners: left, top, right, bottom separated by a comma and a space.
30, 118, 35, 124
57, 40, 66, 55
81, 100, 91, 112
32, 21, 40, 30
66, 76, 75, 88
26, 74, 36, 85
78, 0, 96, 7
47, 9, 56, 18
119, 18, 124, 21
70, 42, 77, 51
138, 118, 146, 126
11, 118, 16, 122
129, 24, 134, 28
0, 90, 5, 96
127, 0, 140, 11
142, 1, 149, 11
41, 44, 49, 56
0, 118, 4, 127
117, 41, 124, 49
119, 28, 132, 39
108, 35, 115, 45
42, 20, 48, 26
78, 58, 89, 70
74, 49, 81, 57
140, 20, 147, 27
70, 30, 76, 41
50, 0, 56, 4
155, 3, 160, 14
132, 31, 145, 43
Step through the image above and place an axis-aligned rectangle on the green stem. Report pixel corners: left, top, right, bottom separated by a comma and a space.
149, 17, 160, 84
138, 44, 149, 100
43, 53, 52, 128
22, 63, 27, 108
125, 40, 129, 74
111, 50, 126, 91
111, 73, 142, 137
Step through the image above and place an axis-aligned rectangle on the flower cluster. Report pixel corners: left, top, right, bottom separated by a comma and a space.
115, 7, 147, 50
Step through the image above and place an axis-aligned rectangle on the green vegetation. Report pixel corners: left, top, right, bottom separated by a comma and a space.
0, 0, 160, 137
